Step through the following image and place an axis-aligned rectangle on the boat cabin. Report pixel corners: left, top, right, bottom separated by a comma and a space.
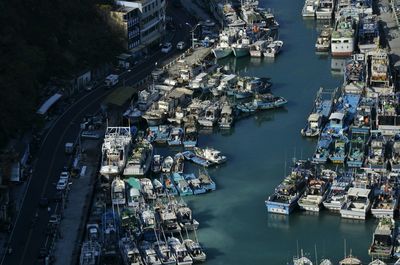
328, 112, 345, 129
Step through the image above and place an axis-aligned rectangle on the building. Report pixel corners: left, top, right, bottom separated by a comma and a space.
112, 0, 166, 54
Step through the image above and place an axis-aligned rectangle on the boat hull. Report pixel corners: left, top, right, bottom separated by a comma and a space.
250, 51, 263, 57
232, 47, 249, 57
212, 47, 232, 59
265, 200, 297, 215
183, 140, 197, 148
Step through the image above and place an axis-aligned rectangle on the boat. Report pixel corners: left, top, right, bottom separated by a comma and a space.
138, 85, 160, 111
371, 177, 399, 218
183, 124, 198, 148
140, 178, 157, 200
265, 161, 311, 215
157, 205, 181, 234
80, 240, 101, 265
390, 134, 400, 170
147, 126, 168, 144
231, 31, 251, 57
315, 25, 332, 52
358, 15, 380, 53
140, 208, 156, 232
237, 94, 287, 113
153, 241, 177, 265
293, 250, 313, 265
123, 107, 143, 124
365, 131, 387, 170
181, 151, 213, 167
302, 0, 317, 18
111, 177, 126, 205
125, 177, 142, 209
218, 101, 235, 129
339, 255, 362, 265
184, 173, 207, 195
172, 153, 185, 174
167, 127, 184, 146
161, 174, 179, 196
101, 211, 118, 258
119, 237, 143, 265
340, 187, 372, 220
369, 218, 395, 259
140, 241, 162, 265
162, 156, 174, 173
171, 173, 193, 196
176, 203, 199, 231
312, 133, 332, 164
194, 147, 227, 164
367, 49, 393, 93
331, 15, 356, 57
198, 168, 216, 192
123, 138, 153, 177
369, 260, 387, 265
298, 178, 330, 212
152, 155, 163, 173
183, 239, 206, 263
329, 134, 349, 164
212, 29, 237, 59
315, 0, 334, 19
347, 127, 369, 168
263, 40, 283, 58
167, 237, 193, 265
197, 102, 221, 127
323, 173, 353, 211
143, 107, 166, 127
100, 127, 132, 179
249, 40, 269, 57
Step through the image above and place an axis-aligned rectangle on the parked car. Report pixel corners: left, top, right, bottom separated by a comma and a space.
59, 171, 69, 181
161, 43, 172, 53
176, 41, 186, 50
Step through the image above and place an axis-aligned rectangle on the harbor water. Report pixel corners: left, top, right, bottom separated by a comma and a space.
180, 0, 378, 264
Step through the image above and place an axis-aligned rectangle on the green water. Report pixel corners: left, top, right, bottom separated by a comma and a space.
181, 0, 381, 264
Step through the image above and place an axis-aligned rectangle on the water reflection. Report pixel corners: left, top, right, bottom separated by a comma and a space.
331, 57, 347, 77
266, 212, 291, 229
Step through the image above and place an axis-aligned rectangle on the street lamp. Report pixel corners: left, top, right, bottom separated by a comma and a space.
185, 22, 201, 49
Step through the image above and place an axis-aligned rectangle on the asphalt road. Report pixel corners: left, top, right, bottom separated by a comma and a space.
2, 4, 196, 265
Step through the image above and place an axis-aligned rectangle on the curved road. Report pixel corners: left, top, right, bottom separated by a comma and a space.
3, 5, 195, 265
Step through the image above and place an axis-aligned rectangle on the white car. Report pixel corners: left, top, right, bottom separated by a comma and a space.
59, 171, 69, 181
161, 43, 172, 53
56, 179, 68, 190
176, 41, 186, 50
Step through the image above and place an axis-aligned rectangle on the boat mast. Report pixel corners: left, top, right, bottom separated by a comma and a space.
314, 244, 318, 265
296, 240, 299, 259
344, 238, 347, 258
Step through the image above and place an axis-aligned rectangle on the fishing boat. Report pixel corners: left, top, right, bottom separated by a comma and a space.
263, 40, 283, 58
157, 206, 181, 234
183, 239, 206, 263
171, 173, 193, 196
80, 240, 101, 265
183, 124, 198, 148
265, 162, 311, 215
390, 134, 400, 170
198, 168, 217, 192
237, 94, 287, 113
315, 25, 333, 52
152, 155, 163, 173
249, 40, 270, 57
184, 173, 207, 195
369, 218, 395, 259
111, 177, 126, 205
147, 125, 171, 144
194, 147, 227, 164
358, 15, 380, 53
197, 102, 221, 127
365, 131, 387, 170
371, 177, 399, 218
231, 33, 251, 57
347, 127, 369, 168
100, 127, 132, 179
323, 173, 353, 211
153, 241, 177, 265
162, 156, 174, 173
340, 187, 372, 220
143, 107, 166, 127
119, 237, 143, 265
161, 174, 179, 196
172, 153, 185, 174
153, 178, 165, 197
329, 134, 349, 164
298, 178, 330, 212
331, 15, 356, 57
138, 85, 160, 111
315, 0, 334, 19
181, 151, 213, 167
126, 177, 143, 209
176, 203, 199, 231
312, 133, 332, 164
167, 237, 193, 265
212, 29, 236, 59
123, 107, 143, 124
140, 241, 162, 265
124, 138, 153, 177
140, 178, 157, 200
302, 0, 317, 17
167, 127, 184, 146
140, 208, 156, 232
367, 49, 393, 92
218, 102, 235, 129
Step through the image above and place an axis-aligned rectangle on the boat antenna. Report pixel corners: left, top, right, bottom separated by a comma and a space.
314, 244, 318, 265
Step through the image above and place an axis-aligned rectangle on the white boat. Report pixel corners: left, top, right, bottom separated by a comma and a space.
183, 124, 198, 148
315, 25, 332, 52
162, 156, 174, 173
176, 204, 199, 231
167, 237, 193, 265
218, 102, 234, 129
323, 174, 352, 211
197, 102, 221, 127
369, 218, 395, 260
183, 239, 206, 263
151, 155, 163, 173
167, 127, 184, 146
298, 178, 330, 212
119, 237, 143, 265
249, 40, 270, 57
339, 255, 362, 265
315, 0, 334, 20
212, 29, 237, 59
138, 85, 160, 111
140, 178, 156, 200
172, 153, 185, 174
194, 147, 227, 164
123, 138, 153, 177
111, 177, 126, 205
263, 40, 283, 58
140, 241, 162, 265
100, 127, 132, 179
331, 16, 356, 57
340, 187, 372, 220
302, 0, 317, 17
231, 31, 251, 57
154, 241, 176, 265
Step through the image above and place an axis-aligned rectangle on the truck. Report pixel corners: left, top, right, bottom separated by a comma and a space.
105, 74, 119, 87
65, 142, 74, 154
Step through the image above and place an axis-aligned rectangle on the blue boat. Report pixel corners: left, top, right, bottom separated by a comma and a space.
198, 168, 216, 192
161, 174, 178, 196
146, 125, 170, 144
183, 124, 198, 148
312, 133, 332, 164
358, 15, 379, 53
184, 173, 207, 195
237, 94, 287, 113
167, 127, 184, 146
265, 161, 311, 215
329, 134, 349, 164
171, 173, 193, 196
181, 150, 213, 167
